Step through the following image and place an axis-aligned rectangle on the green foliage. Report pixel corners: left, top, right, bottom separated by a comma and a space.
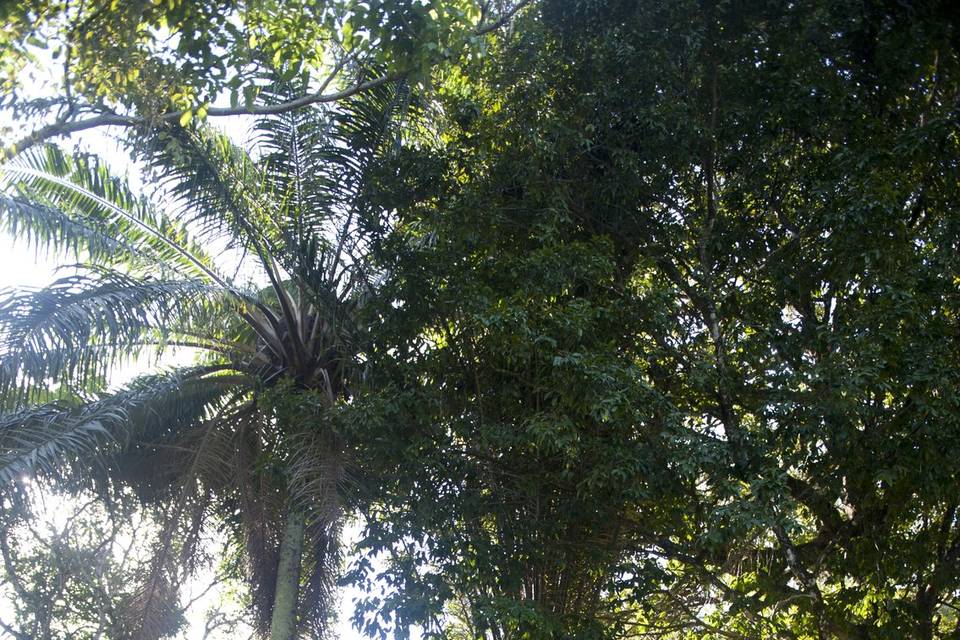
0, 0, 529, 156
0, 77, 411, 638
339, 0, 960, 637
2, 1, 960, 639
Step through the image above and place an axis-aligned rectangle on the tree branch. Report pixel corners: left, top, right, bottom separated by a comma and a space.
4, 74, 397, 159
3, 0, 536, 159
0, 617, 30, 640
475, 0, 534, 35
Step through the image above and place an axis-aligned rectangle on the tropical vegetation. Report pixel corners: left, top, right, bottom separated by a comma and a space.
1, 1, 958, 639
0, 71, 412, 639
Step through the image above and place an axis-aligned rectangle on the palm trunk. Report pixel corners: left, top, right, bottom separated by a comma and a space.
270, 507, 305, 640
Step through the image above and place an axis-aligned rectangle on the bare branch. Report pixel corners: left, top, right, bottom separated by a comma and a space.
475, 0, 534, 35
0, 617, 30, 640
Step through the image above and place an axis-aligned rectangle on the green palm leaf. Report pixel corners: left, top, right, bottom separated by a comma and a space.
0, 365, 247, 489
0, 73, 408, 639
255, 75, 410, 291
0, 145, 222, 282
125, 395, 253, 640
0, 271, 240, 404
143, 124, 278, 263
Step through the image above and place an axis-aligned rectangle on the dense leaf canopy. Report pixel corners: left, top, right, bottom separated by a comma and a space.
344, 1, 960, 637
1, 1, 959, 639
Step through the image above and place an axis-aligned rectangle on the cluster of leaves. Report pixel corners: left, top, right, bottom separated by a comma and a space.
0, 0, 527, 157
2, 0, 960, 639
337, 0, 960, 638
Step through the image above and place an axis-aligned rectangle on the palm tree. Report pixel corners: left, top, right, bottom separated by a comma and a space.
0, 76, 409, 640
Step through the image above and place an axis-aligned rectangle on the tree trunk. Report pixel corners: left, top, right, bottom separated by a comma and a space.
270, 507, 305, 640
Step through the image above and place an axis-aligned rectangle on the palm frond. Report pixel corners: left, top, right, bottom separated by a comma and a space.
284, 424, 346, 640
0, 270, 239, 404
0, 402, 111, 486
127, 397, 252, 640
299, 518, 343, 640
256, 81, 333, 230
120, 569, 184, 640
142, 123, 277, 263
141, 122, 312, 359
255, 88, 336, 289
286, 428, 344, 525
0, 193, 143, 264
0, 70, 406, 639
0, 365, 248, 491
254, 74, 410, 297
233, 408, 285, 637
0, 145, 222, 282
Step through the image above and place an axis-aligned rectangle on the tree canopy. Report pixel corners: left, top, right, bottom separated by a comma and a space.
0, 72, 415, 639
0, 0, 529, 156
1, 1, 959, 639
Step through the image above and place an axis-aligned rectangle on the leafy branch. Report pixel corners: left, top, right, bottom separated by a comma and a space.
2, 0, 535, 160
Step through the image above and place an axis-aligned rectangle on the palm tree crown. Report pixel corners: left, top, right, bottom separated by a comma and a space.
0, 77, 409, 639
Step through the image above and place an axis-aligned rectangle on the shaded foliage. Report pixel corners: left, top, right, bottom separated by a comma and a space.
2, 1, 960, 639
342, 0, 960, 638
